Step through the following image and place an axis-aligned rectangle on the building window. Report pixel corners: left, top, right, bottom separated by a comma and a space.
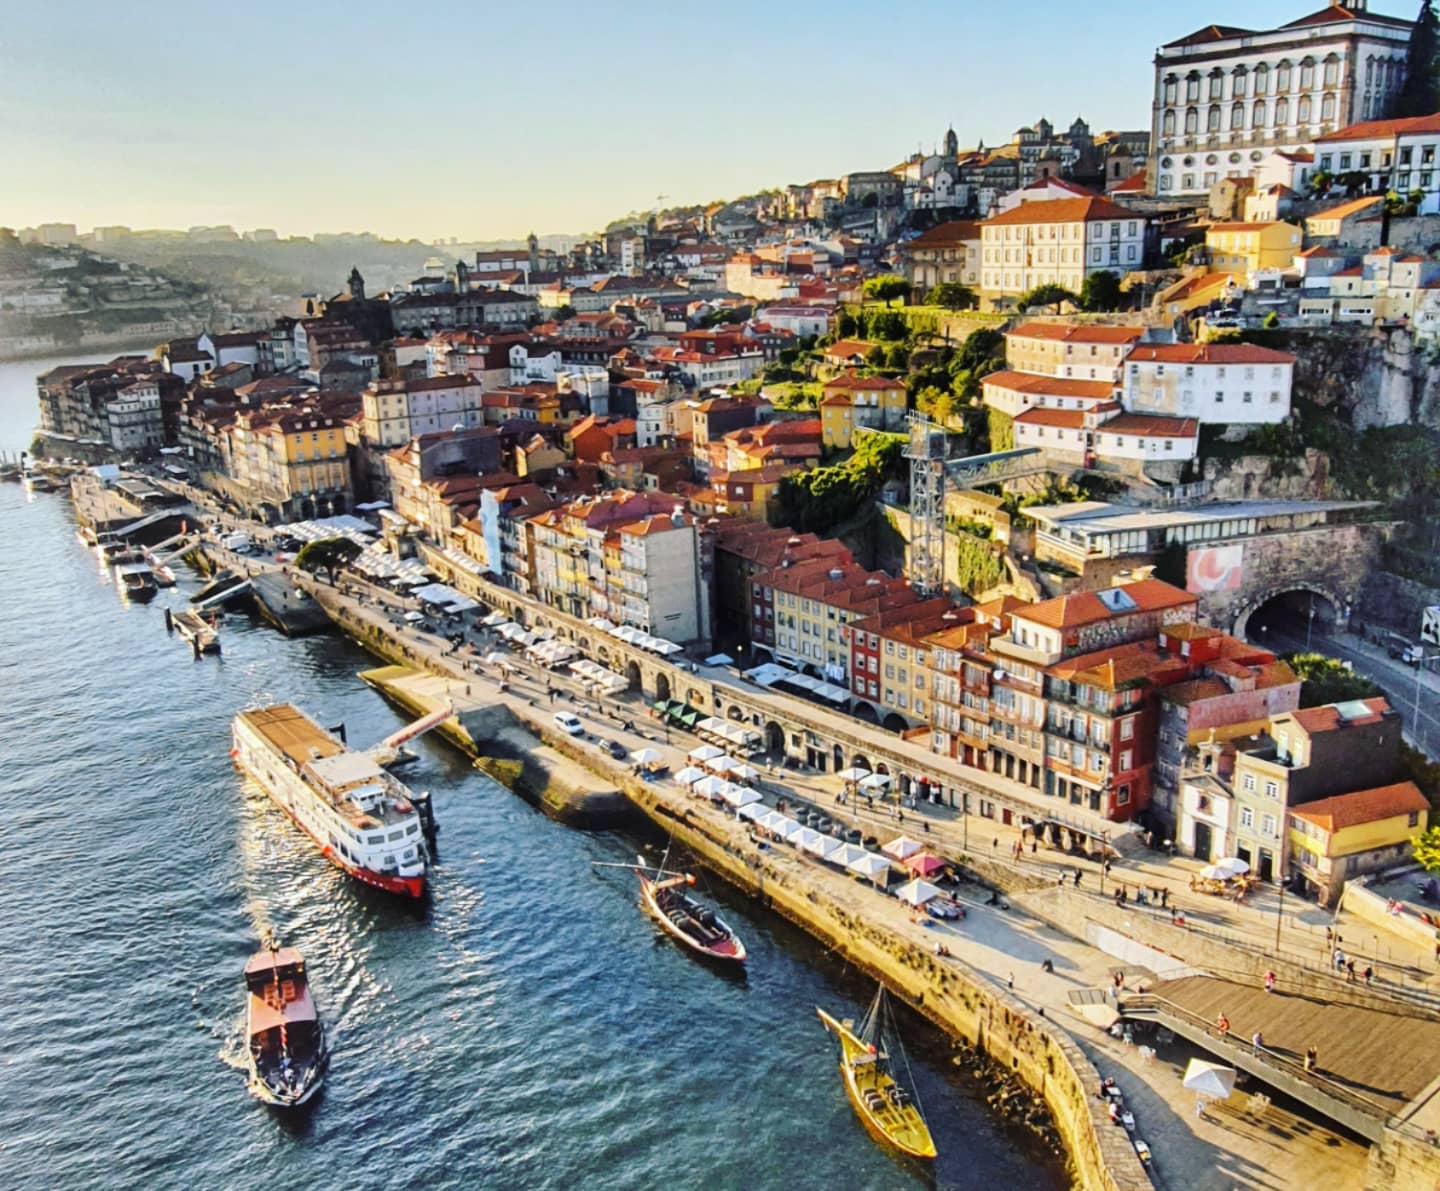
1241, 807, 1255, 829
1242, 773, 1256, 792
1262, 813, 1277, 838
1264, 780, 1278, 798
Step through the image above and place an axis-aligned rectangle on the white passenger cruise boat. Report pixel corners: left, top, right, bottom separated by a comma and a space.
232, 704, 430, 898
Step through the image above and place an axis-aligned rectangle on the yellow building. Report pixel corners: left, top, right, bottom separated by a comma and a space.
820, 374, 907, 449
1288, 781, 1428, 904
1204, 221, 1303, 277
224, 398, 355, 521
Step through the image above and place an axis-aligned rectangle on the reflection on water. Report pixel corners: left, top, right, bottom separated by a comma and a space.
0, 363, 1066, 1191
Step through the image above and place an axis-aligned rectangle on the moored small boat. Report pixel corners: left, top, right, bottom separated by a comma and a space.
633, 854, 747, 964
116, 562, 158, 603
243, 942, 327, 1107
817, 986, 936, 1162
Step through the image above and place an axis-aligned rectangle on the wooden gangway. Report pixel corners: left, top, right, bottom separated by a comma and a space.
1121, 975, 1440, 1141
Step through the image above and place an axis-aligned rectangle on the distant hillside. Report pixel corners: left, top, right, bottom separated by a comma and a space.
0, 231, 215, 359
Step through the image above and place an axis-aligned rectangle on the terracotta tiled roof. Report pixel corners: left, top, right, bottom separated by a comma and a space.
1164, 23, 1254, 47
981, 196, 1144, 227
1016, 579, 1196, 630
827, 338, 878, 358
1290, 782, 1428, 833
1101, 414, 1199, 438
905, 220, 981, 247
1207, 221, 1289, 233
1288, 696, 1392, 734
1015, 407, 1086, 429
823, 373, 904, 391
1125, 343, 1295, 365
1111, 170, 1147, 194
982, 370, 1116, 400
1307, 196, 1385, 221
1008, 322, 1144, 345
1283, 3, 1410, 30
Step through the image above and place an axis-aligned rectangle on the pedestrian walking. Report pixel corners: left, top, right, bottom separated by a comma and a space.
1252, 1030, 1263, 1056
1216, 1013, 1230, 1039
1073, 869, 1082, 888
1159, 887, 1169, 909
1333, 947, 1346, 971
1263, 969, 1276, 994
1345, 959, 1357, 982
1008, 972, 1014, 989
1364, 965, 1374, 986
1304, 1046, 1318, 1073
993, 837, 999, 852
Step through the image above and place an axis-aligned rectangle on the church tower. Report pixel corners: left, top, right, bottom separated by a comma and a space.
527, 231, 539, 273
944, 126, 958, 157
347, 266, 365, 302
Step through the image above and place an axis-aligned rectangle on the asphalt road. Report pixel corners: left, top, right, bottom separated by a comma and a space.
1247, 610, 1440, 759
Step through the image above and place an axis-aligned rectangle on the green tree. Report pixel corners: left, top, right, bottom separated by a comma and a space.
835, 310, 858, 338
1308, 169, 1334, 197
869, 310, 907, 340
926, 282, 978, 310
295, 536, 363, 583
987, 408, 1013, 452
554, 305, 576, 321
1079, 270, 1123, 312
1284, 651, 1383, 707
929, 389, 958, 425
863, 274, 910, 307
886, 344, 910, 370
865, 344, 887, 368
1395, 1, 1440, 117
955, 327, 1005, 373
1338, 170, 1370, 197
1018, 283, 1078, 313
1412, 825, 1440, 873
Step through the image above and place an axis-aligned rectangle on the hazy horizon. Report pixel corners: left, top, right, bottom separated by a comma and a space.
5, 0, 1409, 242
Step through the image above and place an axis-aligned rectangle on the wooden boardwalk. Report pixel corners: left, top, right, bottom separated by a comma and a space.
1145, 975, 1440, 1115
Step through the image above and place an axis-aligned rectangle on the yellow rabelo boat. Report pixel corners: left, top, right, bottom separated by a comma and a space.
817, 986, 936, 1162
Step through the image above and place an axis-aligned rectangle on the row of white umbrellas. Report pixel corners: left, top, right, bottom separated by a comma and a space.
568, 658, 629, 693
587, 617, 684, 656
837, 766, 892, 791
678, 749, 760, 781
694, 716, 762, 751
736, 808, 894, 884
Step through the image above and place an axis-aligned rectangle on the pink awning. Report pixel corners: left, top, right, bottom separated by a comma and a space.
904, 852, 946, 876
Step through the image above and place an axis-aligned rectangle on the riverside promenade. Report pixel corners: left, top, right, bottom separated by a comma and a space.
250, 554, 1381, 1191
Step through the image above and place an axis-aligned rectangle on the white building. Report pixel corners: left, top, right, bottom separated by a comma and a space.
1148, 1, 1412, 198
1013, 405, 1200, 466
509, 344, 563, 385
361, 375, 484, 448
979, 197, 1147, 307
756, 305, 833, 338
1314, 113, 1440, 214
607, 511, 703, 644
1122, 342, 1295, 424
1002, 321, 1145, 382
106, 381, 164, 453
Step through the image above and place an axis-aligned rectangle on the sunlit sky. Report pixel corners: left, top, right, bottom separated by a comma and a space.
3, 0, 1410, 242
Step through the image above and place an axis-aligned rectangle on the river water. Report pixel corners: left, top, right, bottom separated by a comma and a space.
0, 356, 1067, 1190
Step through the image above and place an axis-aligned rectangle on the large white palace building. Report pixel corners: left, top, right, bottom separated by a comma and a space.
1148, 1, 1413, 198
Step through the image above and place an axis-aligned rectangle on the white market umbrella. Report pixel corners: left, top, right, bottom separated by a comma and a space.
1201, 858, 1249, 881
482, 651, 509, 665
774, 817, 806, 843
673, 766, 707, 786
1183, 1059, 1237, 1100
705, 754, 742, 775
756, 809, 789, 832
696, 716, 726, 734
630, 747, 663, 765
837, 766, 872, 783
688, 744, 725, 763
481, 612, 509, 627
802, 831, 844, 860
848, 852, 892, 883
693, 775, 728, 798
795, 827, 828, 854
881, 836, 924, 861
835, 843, 870, 867
724, 786, 763, 809
894, 878, 941, 907
859, 773, 892, 791
729, 763, 761, 783
737, 801, 767, 822
403, 610, 425, 622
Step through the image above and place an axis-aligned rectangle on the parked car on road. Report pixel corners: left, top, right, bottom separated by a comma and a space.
553, 712, 584, 736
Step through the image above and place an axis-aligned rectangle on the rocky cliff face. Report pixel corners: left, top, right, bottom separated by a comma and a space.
1273, 325, 1439, 430
1204, 448, 1335, 500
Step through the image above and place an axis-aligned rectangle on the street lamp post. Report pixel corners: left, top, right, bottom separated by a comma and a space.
1306, 596, 1316, 651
